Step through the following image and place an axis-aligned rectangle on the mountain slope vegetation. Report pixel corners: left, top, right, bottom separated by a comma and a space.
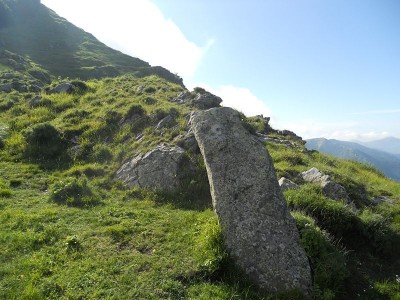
0, 0, 182, 84
1, 74, 399, 299
0, 1, 399, 299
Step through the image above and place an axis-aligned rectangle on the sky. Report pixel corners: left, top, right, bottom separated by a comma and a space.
41, 0, 400, 142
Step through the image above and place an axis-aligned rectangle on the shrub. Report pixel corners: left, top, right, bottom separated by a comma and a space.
144, 86, 156, 93
292, 211, 348, 299
0, 179, 12, 198
91, 144, 113, 162
141, 96, 157, 105
64, 235, 82, 252
24, 123, 66, 160
70, 80, 89, 94
126, 104, 145, 118
49, 177, 99, 207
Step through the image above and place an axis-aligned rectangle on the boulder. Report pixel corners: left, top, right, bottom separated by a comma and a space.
115, 145, 196, 191
278, 177, 299, 192
191, 107, 311, 295
51, 82, 75, 94
301, 167, 351, 202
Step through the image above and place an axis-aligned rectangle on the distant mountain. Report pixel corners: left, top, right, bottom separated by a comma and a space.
359, 137, 400, 155
0, 0, 182, 84
306, 138, 400, 181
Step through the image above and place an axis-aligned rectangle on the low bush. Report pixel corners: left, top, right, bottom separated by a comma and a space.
49, 177, 100, 207
126, 104, 145, 118
24, 123, 67, 160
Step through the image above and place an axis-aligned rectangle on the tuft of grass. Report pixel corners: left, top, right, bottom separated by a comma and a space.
292, 211, 348, 299
49, 177, 100, 207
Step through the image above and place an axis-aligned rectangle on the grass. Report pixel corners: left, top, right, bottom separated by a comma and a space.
0, 74, 399, 299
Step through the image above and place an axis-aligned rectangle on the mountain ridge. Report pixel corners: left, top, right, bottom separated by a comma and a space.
306, 137, 400, 181
0, 0, 183, 84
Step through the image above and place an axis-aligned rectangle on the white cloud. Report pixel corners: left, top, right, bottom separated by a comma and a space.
329, 131, 391, 142
277, 118, 395, 142
41, 0, 213, 80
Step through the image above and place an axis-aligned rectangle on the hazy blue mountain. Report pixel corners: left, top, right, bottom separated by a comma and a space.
306, 138, 400, 181
359, 137, 400, 155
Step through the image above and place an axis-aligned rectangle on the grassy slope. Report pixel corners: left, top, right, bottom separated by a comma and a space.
0, 75, 399, 299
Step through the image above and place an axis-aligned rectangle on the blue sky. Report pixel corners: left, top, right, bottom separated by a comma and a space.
41, 0, 400, 141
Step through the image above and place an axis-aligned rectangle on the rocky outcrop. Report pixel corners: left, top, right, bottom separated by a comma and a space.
191, 107, 311, 295
301, 167, 350, 202
279, 177, 299, 192
115, 145, 196, 191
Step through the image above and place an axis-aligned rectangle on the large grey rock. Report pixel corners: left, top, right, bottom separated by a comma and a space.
301, 167, 351, 202
115, 145, 196, 191
191, 107, 311, 295
279, 177, 299, 192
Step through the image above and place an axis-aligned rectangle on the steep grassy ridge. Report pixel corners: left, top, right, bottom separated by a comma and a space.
0, 0, 182, 84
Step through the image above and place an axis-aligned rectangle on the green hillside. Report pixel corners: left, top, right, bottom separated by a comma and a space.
0, 73, 399, 299
0, 1, 399, 299
0, 0, 182, 84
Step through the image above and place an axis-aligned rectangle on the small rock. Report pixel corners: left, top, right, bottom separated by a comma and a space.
29, 95, 42, 108
51, 82, 75, 94
301, 167, 330, 183
154, 115, 176, 130
278, 177, 299, 191
0, 83, 12, 93
371, 196, 394, 206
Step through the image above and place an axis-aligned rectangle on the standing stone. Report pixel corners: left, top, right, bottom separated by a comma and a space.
191, 107, 311, 295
